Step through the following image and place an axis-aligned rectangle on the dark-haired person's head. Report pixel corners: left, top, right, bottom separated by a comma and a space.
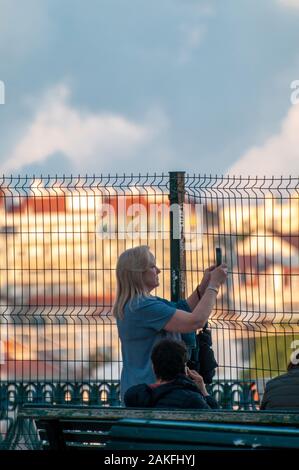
151, 339, 188, 381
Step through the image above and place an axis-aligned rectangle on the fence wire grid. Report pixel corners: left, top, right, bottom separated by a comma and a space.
1, 173, 299, 446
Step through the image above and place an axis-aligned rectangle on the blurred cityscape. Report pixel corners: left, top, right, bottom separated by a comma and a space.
1, 180, 299, 381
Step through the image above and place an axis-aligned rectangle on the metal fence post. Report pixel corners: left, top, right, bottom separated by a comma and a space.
169, 171, 186, 302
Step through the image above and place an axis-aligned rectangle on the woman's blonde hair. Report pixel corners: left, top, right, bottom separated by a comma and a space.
112, 245, 154, 319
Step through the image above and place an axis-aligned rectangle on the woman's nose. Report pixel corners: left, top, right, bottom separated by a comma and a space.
156, 267, 161, 274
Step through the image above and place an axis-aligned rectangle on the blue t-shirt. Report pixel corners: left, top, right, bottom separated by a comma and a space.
117, 295, 193, 401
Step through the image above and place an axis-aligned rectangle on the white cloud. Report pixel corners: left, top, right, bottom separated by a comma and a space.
1, 84, 163, 174
278, 0, 299, 10
228, 104, 299, 176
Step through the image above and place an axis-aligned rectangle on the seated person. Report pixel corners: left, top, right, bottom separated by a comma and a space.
260, 362, 299, 410
124, 338, 218, 409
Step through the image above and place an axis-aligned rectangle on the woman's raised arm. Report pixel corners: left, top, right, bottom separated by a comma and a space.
164, 264, 227, 333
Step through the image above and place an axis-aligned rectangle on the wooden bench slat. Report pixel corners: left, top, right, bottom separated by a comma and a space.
105, 440, 245, 451
19, 404, 299, 451
19, 404, 299, 426
108, 422, 299, 449
36, 419, 117, 431
118, 418, 299, 435
41, 420, 116, 431
62, 431, 110, 444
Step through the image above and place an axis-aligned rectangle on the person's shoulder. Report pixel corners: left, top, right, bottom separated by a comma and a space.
171, 388, 209, 409
124, 295, 152, 312
135, 295, 158, 309
125, 383, 149, 394
123, 296, 176, 330
265, 371, 290, 388
124, 383, 152, 407
133, 295, 170, 311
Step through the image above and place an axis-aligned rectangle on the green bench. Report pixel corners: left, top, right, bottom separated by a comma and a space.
18, 404, 299, 450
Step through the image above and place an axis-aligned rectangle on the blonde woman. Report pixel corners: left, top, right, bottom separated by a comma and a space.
113, 245, 227, 401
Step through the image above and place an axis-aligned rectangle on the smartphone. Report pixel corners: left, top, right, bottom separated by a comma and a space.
216, 247, 222, 266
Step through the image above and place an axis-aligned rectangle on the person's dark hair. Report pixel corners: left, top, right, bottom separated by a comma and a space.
151, 339, 187, 381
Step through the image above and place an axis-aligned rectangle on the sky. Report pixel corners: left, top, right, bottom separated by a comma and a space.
0, 0, 299, 177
